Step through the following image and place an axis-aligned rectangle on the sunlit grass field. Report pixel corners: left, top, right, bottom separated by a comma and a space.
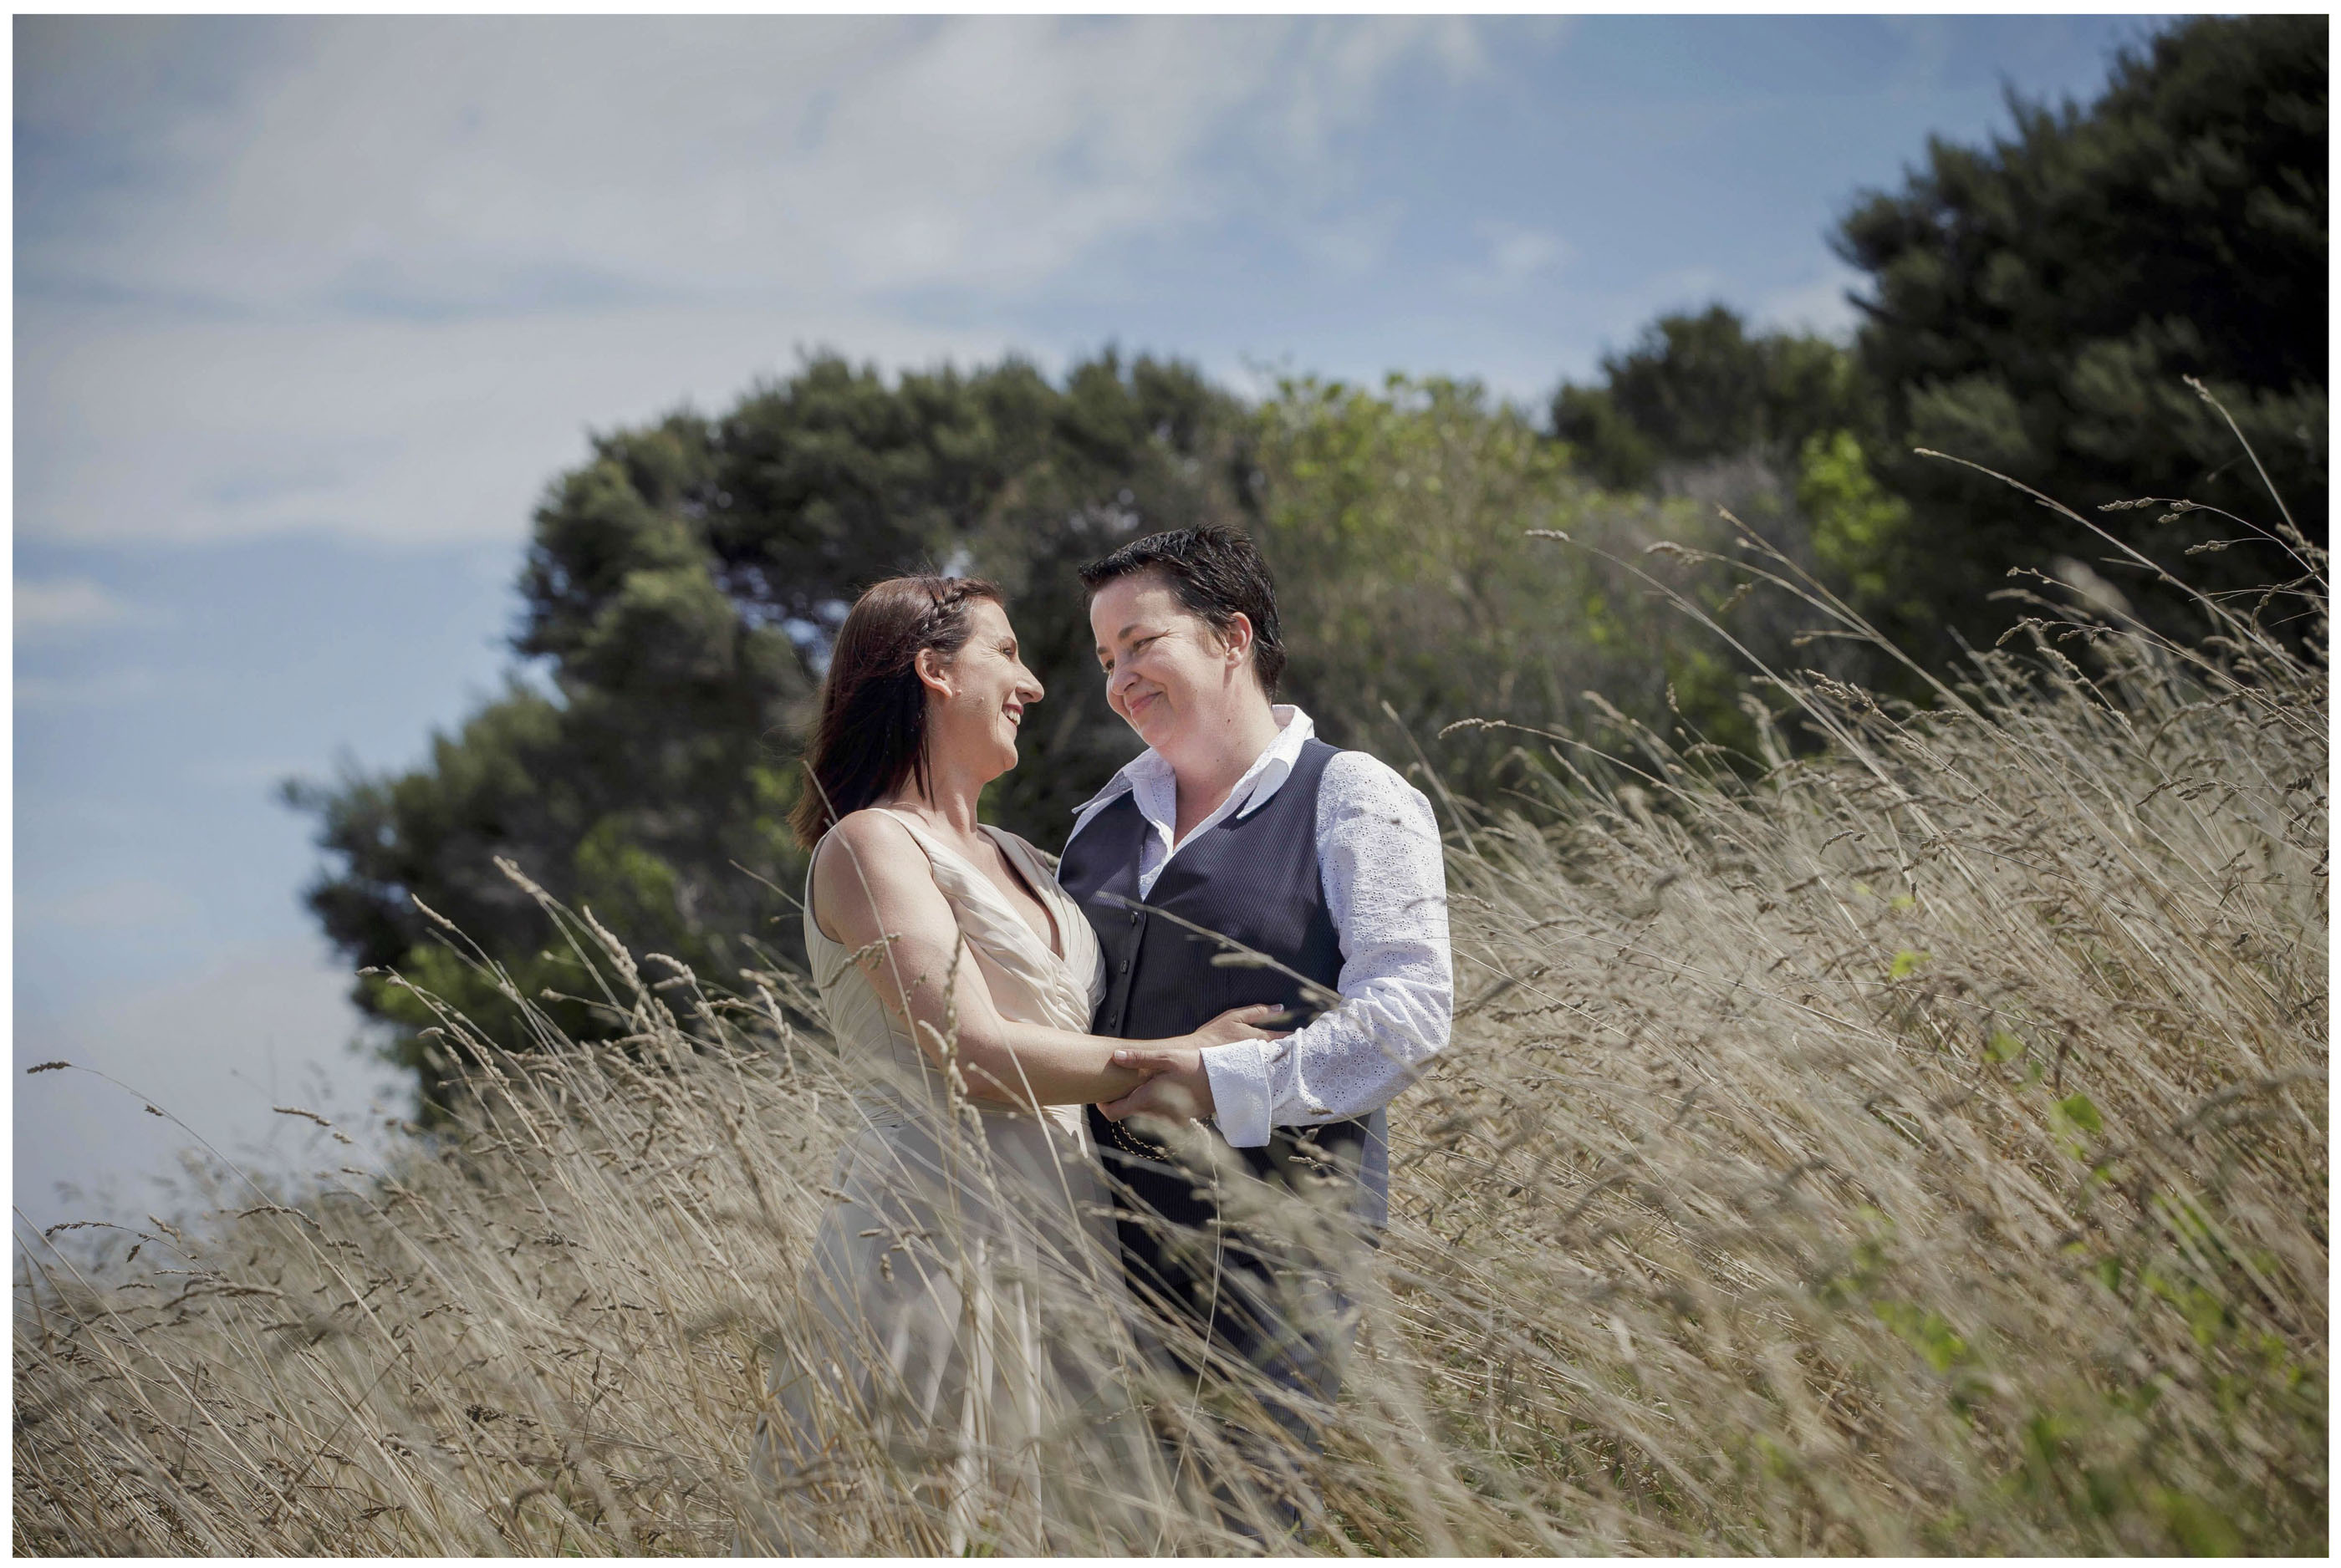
16, 489, 2325, 1555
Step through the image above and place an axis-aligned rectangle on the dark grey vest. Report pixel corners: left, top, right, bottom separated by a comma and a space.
1059, 738, 1390, 1228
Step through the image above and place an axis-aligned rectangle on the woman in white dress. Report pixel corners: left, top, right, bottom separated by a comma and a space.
744, 575, 1280, 1553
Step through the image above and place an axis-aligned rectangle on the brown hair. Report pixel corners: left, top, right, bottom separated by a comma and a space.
1077, 522, 1286, 694
788, 575, 1004, 848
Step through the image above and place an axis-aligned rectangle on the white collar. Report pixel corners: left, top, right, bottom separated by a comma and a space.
1068, 703, 1316, 832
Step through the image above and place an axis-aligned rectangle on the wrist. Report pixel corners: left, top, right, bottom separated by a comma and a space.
1187, 1056, 1218, 1121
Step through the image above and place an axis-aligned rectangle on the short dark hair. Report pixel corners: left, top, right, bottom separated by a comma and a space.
789, 574, 1004, 848
1078, 524, 1286, 695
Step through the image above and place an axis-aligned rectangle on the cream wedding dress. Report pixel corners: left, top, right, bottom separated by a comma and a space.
746, 812, 1151, 1551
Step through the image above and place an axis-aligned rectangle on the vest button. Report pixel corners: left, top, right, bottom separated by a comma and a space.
1119, 959, 1130, 973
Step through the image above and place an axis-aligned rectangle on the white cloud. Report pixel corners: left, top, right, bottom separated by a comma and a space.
1273, 18, 1482, 171
15, 578, 132, 640
25, 17, 1473, 314
1470, 221, 1571, 292
1490, 229, 1568, 283
18, 298, 1028, 547
19, 16, 1487, 550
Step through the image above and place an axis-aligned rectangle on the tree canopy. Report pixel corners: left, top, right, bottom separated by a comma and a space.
1835, 13, 2326, 639
1543, 16, 2324, 660
1550, 306, 1864, 494
292, 13, 2326, 1106
289, 351, 1247, 1104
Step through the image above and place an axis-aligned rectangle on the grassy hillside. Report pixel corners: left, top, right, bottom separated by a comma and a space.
17, 486, 2325, 1555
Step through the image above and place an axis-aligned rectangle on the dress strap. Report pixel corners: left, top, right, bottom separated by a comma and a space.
863, 811, 1093, 1031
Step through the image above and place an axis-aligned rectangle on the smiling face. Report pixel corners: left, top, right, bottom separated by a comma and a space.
919, 598, 1043, 782
1089, 570, 1257, 760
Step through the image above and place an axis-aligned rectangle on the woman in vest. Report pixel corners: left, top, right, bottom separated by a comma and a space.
1062, 525, 1454, 1527
744, 573, 1281, 1553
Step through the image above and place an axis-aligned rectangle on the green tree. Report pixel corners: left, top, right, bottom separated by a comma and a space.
960, 354, 1252, 835
1252, 374, 1791, 801
289, 350, 1246, 1104
1546, 308, 1931, 664
1550, 305, 1864, 493
1835, 13, 2327, 645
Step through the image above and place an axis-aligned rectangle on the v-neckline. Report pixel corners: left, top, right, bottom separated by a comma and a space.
878, 811, 1065, 964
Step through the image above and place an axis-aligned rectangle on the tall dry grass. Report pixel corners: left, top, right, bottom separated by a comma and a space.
16, 470, 2325, 1555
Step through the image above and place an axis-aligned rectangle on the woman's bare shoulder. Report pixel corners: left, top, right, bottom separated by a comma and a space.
811, 811, 951, 943
824, 806, 920, 852
812, 808, 929, 888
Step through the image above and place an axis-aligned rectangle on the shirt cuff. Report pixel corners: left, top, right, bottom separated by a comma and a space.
1201, 1041, 1273, 1148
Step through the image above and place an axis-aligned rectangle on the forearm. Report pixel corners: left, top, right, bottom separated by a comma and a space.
950, 1016, 1150, 1108
1202, 977, 1449, 1143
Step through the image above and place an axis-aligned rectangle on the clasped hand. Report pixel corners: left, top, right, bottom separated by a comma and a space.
1095, 1002, 1290, 1125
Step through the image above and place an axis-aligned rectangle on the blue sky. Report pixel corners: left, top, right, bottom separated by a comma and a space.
15, 14, 2164, 1230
